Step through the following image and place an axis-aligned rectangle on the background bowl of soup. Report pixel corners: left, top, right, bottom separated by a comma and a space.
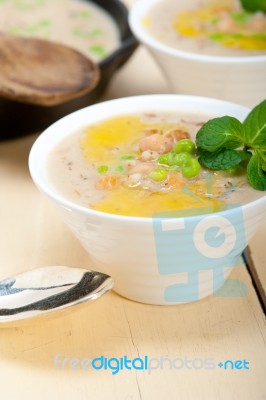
128, 0, 266, 108
0, 0, 138, 140
29, 94, 266, 305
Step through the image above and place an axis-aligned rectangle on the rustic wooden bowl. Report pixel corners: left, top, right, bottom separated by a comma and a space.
0, 0, 138, 140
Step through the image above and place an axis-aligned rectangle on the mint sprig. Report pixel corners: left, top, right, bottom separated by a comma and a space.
239, 0, 266, 13
196, 99, 266, 191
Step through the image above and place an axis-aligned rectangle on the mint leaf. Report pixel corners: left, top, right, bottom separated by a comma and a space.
196, 116, 243, 152
243, 99, 266, 148
261, 157, 266, 171
247, 155, 266, 190
198, 149, 249, 170
239, 0, 266, 13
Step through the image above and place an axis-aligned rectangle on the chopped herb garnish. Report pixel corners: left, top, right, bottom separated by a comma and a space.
230, 11, 252, 24
97, 165, 109, 174
115, 165, 124, 173
120, 154, 136, 160
88, 45, 107, 59
78, 10, 91, 18
8, 18, 51, 36
208, 32, 227, 42
14, 0, 45, 10
87, 28, 103, 37
72, 28, 102, 38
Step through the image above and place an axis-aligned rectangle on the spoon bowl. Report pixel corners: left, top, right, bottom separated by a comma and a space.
0, 266, 113, 324
0, 33, 100, 106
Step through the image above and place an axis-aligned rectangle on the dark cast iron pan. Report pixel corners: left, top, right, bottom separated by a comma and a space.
0, 0, 138, 140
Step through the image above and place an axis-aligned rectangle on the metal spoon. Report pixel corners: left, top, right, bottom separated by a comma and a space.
0, 266, 113, 324
0, 33, 100, 106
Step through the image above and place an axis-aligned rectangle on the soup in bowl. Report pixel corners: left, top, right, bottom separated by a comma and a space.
128, 0, 266, 107
29, 95, 266, 305
0, 0, 138, 139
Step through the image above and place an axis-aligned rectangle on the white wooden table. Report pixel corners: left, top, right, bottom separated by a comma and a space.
0, 2, 265, 398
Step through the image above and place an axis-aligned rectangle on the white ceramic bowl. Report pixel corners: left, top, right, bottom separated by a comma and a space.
128, 0, 266, 108
29, 95, 266, 305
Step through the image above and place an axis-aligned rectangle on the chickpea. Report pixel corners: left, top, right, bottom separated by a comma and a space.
139, 133, 173, 154
142, 128, 161, 136
95, 175, 121, 190
216, 15, 237, 33
128, 173, 142, 187
140, 150, 159, 161
164, 129, 190, 142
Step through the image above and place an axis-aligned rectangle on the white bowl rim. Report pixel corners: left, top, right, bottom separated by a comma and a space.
128, 0, 266, 64
29, 94, 266, 224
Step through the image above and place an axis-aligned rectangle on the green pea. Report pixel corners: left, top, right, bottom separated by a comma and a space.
173, 139, 196, 154
157, 152, 175, 166
172, 152, 192, 166
181, 159, 201, 178
149, 168, 168, 182
97, 165, 109, 174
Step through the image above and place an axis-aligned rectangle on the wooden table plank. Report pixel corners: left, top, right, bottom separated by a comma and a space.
248, 224, 266, 312
0, 6, 265, 398
0, 126, 265, 400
